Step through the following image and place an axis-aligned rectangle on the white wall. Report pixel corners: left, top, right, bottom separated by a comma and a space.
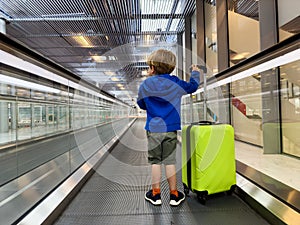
277, 0, 300, 27
228, 10, 260, 58
232, 106, 263, 146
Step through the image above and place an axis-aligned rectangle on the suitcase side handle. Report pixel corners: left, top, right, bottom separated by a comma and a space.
191, 120, 215, 125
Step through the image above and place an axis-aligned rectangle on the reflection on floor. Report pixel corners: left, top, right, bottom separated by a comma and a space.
0, 126, 69, 145
235, 141, 300, 192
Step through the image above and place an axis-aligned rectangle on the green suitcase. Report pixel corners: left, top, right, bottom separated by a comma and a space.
182, 122, 236, 204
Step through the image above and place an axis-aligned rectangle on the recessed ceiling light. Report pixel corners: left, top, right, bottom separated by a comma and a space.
111, 77, 119, 81
92, 55, 106, 62
105, 71, 115, 76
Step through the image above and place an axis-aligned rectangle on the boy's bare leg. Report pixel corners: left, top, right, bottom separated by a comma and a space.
151, 164, 162, 189
165, 164, 177, 191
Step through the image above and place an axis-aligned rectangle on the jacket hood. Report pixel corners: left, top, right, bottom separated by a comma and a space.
141, 74, 182, 101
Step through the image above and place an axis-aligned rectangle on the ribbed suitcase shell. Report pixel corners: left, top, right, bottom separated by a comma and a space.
182, 123, 236, 196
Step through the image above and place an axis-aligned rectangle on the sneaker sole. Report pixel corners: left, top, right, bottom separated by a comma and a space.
170, 196, 185, 206
145, 194, 162, 206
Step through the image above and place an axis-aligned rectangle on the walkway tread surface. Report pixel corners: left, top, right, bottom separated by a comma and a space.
54, 119, 269, 225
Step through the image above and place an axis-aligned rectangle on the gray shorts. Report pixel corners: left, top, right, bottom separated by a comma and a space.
146, 131, 178, 165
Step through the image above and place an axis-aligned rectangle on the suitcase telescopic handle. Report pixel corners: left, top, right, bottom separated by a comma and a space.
198, 65, 207, 73
189, 65, 207, 73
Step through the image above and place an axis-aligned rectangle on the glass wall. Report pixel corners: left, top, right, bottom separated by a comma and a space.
0, 78, 70, 144
227, 0, 260, 66
280, 60, 300, 157
230, 57, 300, 157
0, 69, 131, 186
205, 0, 218, 75
181, 83, 230, 126
277, 0, 300, 42
0, 100, 14, 143
182, 55, 300, 157
0, 71, 128, 146
181, 0, 300, 158
0, 61, 132, 225
231, 74, 263, 146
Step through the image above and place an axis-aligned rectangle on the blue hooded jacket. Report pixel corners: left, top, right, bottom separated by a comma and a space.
137, 71, 200, 132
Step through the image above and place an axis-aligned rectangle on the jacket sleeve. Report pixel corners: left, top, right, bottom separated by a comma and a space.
177, 70, 200, 94
137, 86, 147, 110
137, 98, 146, 110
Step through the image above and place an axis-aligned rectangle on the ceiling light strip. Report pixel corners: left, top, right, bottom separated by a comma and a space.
0, 74, 60, 94
0, 50, 68, 85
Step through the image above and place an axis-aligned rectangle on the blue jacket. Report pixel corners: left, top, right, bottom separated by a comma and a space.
137, 71, 200, 132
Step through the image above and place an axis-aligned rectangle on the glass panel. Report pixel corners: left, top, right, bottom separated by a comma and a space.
31, 90, 46, 100
0, 83, 10, 95
280, 60, 300, 157
33, 105, 43, 126
30, 104, 46, 138
0, 100, 16, 145
277, 0, 300, 42
0, 46, 132, 224
17, 103, 32, 140
192, 101, 204, 122
231, 75, 263, 146
58, 105, 69, 131
189, 84, 230, 124
205, 1, 218, 75
16, 87, 30, 98
70, 106, 75, 129
180, 97, 191, 125
227, 0, 260, 66
47, 105, 58, 134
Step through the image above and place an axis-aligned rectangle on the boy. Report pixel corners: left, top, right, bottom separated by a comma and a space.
137, 49, 200, 206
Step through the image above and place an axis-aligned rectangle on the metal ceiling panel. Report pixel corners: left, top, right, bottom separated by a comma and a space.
0, 0, 196, 105
16, 36, 71, 48
228, 0, 259, 20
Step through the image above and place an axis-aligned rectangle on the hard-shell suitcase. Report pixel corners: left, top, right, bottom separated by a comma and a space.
182, 122, 236, 204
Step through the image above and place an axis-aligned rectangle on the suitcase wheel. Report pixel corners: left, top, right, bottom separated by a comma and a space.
183, 183, 190, 196
226, 185, 236, 196
196, 191, 208, 205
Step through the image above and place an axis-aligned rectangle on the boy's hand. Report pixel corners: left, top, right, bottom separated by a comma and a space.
190, 64, 201, 72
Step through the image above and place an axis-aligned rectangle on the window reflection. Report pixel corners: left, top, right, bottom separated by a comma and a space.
0, 73, 128, 145
205, 1, 218, 75
227, 0, 260, 66
0, 100, 15, 144
277, 0, 300, 41
231, 75, 263, 146
280, 60, 300, 157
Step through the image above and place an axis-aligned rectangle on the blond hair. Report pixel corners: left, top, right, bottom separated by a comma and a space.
146, 49, 176, 74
